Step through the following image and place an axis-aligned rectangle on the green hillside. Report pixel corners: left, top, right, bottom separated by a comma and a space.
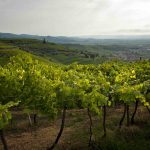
0, 39, 103, 64
0, 41, 53, 66
0, 42, 22, 65
1, 38, 148, 66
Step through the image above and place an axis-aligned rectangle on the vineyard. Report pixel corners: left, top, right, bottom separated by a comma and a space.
0, 54, 150, 150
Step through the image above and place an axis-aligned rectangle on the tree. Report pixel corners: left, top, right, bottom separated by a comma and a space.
43, 38, 46, 44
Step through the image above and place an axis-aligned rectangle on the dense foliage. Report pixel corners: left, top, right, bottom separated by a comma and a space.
0, 53, 150, 124
0, 54, 150, 149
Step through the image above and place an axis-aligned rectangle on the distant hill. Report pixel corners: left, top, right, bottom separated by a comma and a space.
0, 32, 89, 44
1, 32, 150, 45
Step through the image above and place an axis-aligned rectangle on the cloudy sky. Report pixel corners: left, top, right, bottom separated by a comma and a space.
0, 0, 150, 36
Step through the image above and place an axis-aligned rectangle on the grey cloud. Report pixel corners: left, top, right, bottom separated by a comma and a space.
144, 24, 150, 28
0, 0, 150, 36
118, 29, 150, 33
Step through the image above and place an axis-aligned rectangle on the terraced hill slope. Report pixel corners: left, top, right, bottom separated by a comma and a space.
0, 41, 53, 66
0, 39, 103, 64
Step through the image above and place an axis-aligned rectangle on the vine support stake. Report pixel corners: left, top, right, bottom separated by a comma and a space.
102, 105, 106, 137
126, 105, 130, 127
131, 100, 139, 125
87, 108, 93, 146
146, 106, 150, 114
0, 129, 8, 150
119, 103, 126, 128
47, 107, 66, 150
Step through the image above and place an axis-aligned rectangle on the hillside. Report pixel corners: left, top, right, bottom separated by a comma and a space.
1, 32, 150, 45
65, 44, 150, 61
1, 32, 150, 62
0, 39, 103, 64
1, 38, 150, 66
0, 42, 23, 65
0, 41, 54, 66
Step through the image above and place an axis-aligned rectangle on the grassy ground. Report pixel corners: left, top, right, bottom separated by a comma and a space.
0, 106, 150, 150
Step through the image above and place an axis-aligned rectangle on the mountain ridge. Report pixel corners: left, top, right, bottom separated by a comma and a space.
1, 32, 150, 45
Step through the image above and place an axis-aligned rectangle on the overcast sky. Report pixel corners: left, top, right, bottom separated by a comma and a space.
0, 0, 150, 36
